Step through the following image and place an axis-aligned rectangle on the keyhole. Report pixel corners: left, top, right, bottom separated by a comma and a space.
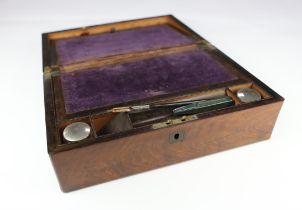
169, 131, 185, 143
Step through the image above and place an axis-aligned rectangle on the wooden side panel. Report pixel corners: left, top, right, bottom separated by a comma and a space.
51, 101, 283, 192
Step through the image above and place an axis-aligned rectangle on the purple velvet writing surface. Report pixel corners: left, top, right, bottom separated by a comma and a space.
56, 25, 195, 65
61, 49, 238, 113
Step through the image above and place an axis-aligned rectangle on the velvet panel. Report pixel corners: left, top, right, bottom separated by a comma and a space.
61, 49, 238, 113
56, 25, 195, 65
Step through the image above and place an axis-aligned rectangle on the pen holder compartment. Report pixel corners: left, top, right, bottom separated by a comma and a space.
129, 87, 236, 128
129, 109, 173, 128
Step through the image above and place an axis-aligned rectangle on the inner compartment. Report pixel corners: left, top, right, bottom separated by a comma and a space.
61, 48, 238, 113
57, 82, 272, 142
89, 82, 272, 138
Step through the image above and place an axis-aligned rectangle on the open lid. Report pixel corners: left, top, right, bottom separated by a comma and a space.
43, 15, 240, 115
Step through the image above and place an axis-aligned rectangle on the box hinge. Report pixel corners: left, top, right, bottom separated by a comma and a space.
44, 66, 60, 77
44, 66, 53, 74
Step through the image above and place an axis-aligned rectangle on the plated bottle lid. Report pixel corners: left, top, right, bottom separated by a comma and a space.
237, 88, 261, 103
63, 122, 91, 142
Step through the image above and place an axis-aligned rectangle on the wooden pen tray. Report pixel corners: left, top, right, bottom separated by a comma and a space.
43, 15, 284, 192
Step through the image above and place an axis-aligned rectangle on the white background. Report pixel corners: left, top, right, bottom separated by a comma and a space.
0, 0, 301, 209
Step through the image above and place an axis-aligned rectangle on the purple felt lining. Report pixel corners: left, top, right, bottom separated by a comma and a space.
56, 25, 195, 65
61, 49, 237, 113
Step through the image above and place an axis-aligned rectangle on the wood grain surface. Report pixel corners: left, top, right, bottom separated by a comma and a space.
51, 101, 283, 192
